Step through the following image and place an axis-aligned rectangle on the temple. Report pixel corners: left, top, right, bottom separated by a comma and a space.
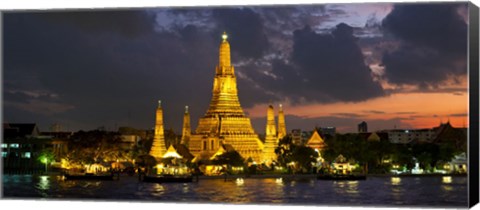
188, 32, 264, 162
180, 106, 191, 146
277, 104, 287, 139
262, 105, 277, 163
149, 100, 167, 159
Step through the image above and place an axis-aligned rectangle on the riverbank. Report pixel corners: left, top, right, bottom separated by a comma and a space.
367, 173, 467, 177
195, 173, 467, 180
3, 172, 467, 180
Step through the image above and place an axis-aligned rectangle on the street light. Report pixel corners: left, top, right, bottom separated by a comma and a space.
40, 157, 48, 174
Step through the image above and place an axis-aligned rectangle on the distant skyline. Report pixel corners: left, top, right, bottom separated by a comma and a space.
3, 2, 469, 133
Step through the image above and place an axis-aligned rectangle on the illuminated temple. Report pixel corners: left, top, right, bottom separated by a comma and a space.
150, 100, 167, 159
150, 33, 287, 164
188, 32, 266, 162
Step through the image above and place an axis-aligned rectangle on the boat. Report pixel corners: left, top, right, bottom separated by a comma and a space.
316, 174, 367, 181
64, 173, 116, 181
141, 174, 194, 183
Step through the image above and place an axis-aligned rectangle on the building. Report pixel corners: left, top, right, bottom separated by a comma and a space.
380, 122, 467, 145
319, 127, 336, 137
188, 33, 264, 162
431, 122, 467, 151
180, 106, 191, 146
118, 126, 147, 150
262, 105, 277, 164
277, 104, 287, 139
3, 123, 69, 173
358, 121, 368, 133
306, 129, 326, 151
291, 129, 303, 145
383, 128, 435, 144
149, 100, 168, 159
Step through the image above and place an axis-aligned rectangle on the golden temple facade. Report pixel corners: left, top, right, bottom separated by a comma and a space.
189, 32, 264, 162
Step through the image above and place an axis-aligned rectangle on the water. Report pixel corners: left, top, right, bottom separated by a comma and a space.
2, 175, 468, 207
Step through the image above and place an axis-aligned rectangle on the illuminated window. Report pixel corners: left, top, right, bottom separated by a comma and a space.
203, 141, 207, 150
9, 144, 19, 148
1, 144, 7, 148
1, 152, 6, 158
22, 152, 31, 158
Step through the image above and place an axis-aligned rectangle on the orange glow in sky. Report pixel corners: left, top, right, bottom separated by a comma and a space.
246, 91, 468, 131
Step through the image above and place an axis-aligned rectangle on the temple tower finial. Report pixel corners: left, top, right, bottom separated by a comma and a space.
222, 31, 228, 41
219, 32, 231, 68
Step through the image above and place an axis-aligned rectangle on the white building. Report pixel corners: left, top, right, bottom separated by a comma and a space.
383, 128, 435, 144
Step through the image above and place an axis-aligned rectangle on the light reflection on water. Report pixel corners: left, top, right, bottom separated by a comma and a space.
391, 177, 401, 185
442, 176, 452, 184
332, 180, 360, 201
2, 175, 468, 207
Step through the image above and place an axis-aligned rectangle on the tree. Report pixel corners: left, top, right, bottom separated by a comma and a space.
212, 151, 245, 167
391, 144, 415, 170
135, 154, 157, 168
275, 136, 318, 173
38, 148, 55, 164
275, 136, 295, 168
65, 130, 124, 167
292, 146, 318, 172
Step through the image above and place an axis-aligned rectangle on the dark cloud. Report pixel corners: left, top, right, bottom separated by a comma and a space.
381, 3, 467, 86
331, 113, 366, 118
249, 23, 385, 104
362, 110, 386, 114
291, 24, 384, 102
211, 8, 269, 59
394, 111, 417, 115
4, 4, 465, 133
450, 113, 468, 117
29, 9, 156, 38
3, 12, 217, 132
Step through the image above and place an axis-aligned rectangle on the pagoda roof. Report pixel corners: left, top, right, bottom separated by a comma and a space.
3, 123, 39, 139
162, 145, 183, 159
209, 144, 236, 160
175, 144, 194, 160
306, 130, 326, 150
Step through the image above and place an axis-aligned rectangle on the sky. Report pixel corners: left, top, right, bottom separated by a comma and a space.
2, 2, 470, 134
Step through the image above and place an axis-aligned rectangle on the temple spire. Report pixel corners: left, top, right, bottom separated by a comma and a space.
277, 104, 287, 140
181, 105, 191, 145
190, 32, 264, 163
263, 105, 277, 164
150, 100, 167, 159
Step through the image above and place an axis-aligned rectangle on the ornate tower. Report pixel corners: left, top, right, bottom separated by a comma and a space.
189, 32, 264, 162
277, 104, 287, 140
150, 100, 167, 159
262, 105, 277, 164
180, 105, 191, 145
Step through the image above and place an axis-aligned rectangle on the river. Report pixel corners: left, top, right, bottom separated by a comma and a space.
1, 174, 468, 207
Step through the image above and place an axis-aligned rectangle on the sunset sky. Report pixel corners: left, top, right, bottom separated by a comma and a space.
3, 2, 469, 133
